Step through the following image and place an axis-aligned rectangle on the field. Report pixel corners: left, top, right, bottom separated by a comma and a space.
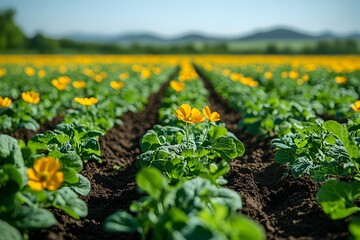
1, 55, 360, 240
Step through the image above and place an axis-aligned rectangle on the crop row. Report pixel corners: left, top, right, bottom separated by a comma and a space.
104, 62, 265, 239
0, 60, 177, 239
195, 60, 360, 238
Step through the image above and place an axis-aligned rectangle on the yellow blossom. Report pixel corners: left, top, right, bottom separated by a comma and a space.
0, 68, 7, 77
38, 70, 46, 78
289, 71, 299, 79
27, 157, 64, 191
119, 73, 129, 80
59, 65, 67, 73
335, 76, 347, 84
74, 97, 98, 106
302, 74, 309, 81
132, 65, 141, 72
52, 79, 67, 91
0, 96, 12, 108
110, 81, 124, 90
264, 71, 273, 79
22, 91, 40, 104
202, 106, 220, 122
73, 81, 87, 89
25, 67, 35, 76
170, 81, 185, 92
351, 100, 360, 112
175, 104, 205, 124
152, 67, 161, 74
58, 76, 71, 85
222, 69, 231, 76
141, 69, 151, 79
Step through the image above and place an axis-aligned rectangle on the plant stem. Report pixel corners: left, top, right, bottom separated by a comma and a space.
201, 121, 210, 144
185, 122, 189, 145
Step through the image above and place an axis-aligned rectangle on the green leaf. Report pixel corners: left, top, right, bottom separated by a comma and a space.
8, 206, 56, 230
82, 138, 100, 152
81, 130, 103, 140
136, 168, 166, 199
62, 167, 79, 184
53, 187, 88, 219
274, 149, 296, 164
228, 133, 245, 157
317, 179, 360, 220
71, 174, 91, 196
0, 135, 24, 168
290, 156, 313, 177
349, 216, 360, 240
0, 165, 23, 213
324, 120, 359, 159
230, 215, 265, 240
0, 219, 22, 240
208, 126, 228, 141
59, 154, 83, 172
141, 131, 161, 152
28, 132, 56, 152
212, 137, 237, 161
104, 211, 141, 233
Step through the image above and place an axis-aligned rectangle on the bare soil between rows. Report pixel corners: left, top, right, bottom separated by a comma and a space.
199, 69, 349, 240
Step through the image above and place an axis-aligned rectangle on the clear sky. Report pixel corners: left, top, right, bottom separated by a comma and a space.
0, 0, 359, 37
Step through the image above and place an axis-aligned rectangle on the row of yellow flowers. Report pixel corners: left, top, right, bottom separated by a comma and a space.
0, 92, 100, 107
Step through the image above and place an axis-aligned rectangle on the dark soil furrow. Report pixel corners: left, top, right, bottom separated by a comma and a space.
8, 115, 64, 142
197, 67, 349, 240
29, 79, 170, 240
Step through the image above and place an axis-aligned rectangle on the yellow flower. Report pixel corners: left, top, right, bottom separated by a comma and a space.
264, 71, 273, 79
0, 96, 12, 108
73, 81, 86, 89
74, 97, 98, 106
27, 157, 64, 191
58, 76, 71, 85
119, 73, 129, 80
110, 81, 124, 90
222, 69, 231, 76
0, 68, 7, 77
202, 106, 220, 122
38, 70, 46, 78
170, 81, 185, 92
93, 74, 103, 83
289, 71, 299, 79
52, 79, 67, 91
22, 91, 40, 104
175, 103, 205, 124
132, 65, 141, 72
281, 71, 288, 78
152, 67, 161, 74
25, 67, 35, 77
141, 69, 151, 79
335, 76, 346, 84
351, 100, 360, 112
302, 74, 309, 81
59, 65, 67, 73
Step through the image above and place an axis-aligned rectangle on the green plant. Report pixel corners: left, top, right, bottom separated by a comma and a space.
105, 168, 264, 240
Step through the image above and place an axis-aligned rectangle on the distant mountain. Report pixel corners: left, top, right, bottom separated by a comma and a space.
58, 27, 360, 44
237, 28, 313, 40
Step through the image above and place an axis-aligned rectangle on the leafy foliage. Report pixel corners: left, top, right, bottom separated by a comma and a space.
105, 168, 264, 240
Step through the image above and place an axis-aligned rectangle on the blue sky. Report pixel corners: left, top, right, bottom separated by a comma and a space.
0, 0, 359, 37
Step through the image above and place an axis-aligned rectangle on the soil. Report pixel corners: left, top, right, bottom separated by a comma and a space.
198, 68, 349, 240
29, 80, 170, 240
8, 115, 64, 142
